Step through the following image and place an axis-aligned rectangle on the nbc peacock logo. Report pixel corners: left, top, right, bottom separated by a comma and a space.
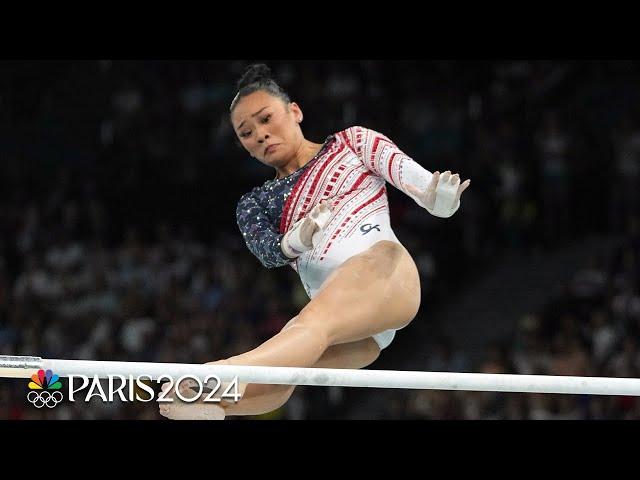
27, 369, 64, 409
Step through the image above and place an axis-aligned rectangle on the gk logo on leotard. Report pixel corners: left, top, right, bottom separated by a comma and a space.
360, 224, 380, 235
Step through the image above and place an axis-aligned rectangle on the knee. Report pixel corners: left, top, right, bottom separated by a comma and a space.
283, 314, 331, 348
288, 312, 333, 350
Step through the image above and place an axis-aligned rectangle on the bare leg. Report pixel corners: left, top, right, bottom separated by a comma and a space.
159, 241, 420, 420
225, 240, 420, 365
223, 336, 381, 416
158, 337, 382, 419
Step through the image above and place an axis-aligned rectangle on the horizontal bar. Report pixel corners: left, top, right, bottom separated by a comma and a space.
1, 355, 640, 396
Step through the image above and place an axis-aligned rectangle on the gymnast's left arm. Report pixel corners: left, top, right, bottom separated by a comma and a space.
343, 126, 471, 218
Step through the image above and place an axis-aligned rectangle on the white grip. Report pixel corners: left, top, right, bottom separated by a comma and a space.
281, 203, 332, 258
427, 177, 460, 218
310, 206, 332, 246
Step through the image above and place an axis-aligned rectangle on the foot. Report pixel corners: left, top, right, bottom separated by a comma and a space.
159, 401, 226, 420
158, 377, 227, 421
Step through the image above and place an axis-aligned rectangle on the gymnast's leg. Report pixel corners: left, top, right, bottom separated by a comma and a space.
159, 240, 421, 419
221, 335, 382, 417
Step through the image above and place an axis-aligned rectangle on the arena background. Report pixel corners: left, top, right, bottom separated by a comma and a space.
0, 60, 638, 419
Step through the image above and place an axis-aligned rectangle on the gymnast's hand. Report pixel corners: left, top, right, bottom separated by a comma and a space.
281, 201, 333, 258
405, 171, 471, 218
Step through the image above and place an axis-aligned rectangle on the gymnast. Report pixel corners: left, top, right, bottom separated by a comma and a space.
159, 64, 470, 420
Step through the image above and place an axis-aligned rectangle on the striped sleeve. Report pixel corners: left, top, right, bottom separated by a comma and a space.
340, 125, 435, 205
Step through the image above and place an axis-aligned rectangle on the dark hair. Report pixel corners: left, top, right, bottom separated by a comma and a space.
229, 63, 291, 113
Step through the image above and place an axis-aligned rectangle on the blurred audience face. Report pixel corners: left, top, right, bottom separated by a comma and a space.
231, 90, 304, 168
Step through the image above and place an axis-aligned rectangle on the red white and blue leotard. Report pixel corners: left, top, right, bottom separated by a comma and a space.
236, 126, 436, 349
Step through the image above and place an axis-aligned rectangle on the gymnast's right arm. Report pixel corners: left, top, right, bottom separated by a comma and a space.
236, 191, 292, 269
237, 193, 333, 268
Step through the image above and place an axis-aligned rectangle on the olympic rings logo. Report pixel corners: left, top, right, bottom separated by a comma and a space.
27, 390, 64, 409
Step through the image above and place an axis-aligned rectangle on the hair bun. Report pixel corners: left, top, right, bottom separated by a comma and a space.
237, 64, 272, 90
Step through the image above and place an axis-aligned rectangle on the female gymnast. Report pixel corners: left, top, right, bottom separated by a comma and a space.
159, 64, 470, 420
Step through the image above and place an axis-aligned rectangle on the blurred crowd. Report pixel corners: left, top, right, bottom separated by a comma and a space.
1, 60, 639, 419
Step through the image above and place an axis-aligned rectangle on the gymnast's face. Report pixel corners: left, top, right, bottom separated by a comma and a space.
231, 90, 304, 167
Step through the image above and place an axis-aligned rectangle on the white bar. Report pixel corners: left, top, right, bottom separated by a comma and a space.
2, 355, 640, 396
